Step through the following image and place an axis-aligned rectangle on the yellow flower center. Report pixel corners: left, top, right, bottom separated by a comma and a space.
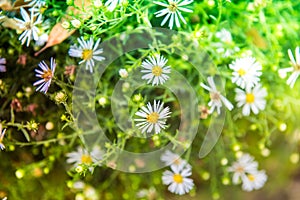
146, 112, 159, 123
238, 68, 246, 76
168, 2, 178, 12
41, 69, 53, 82
81, 154, 92, 164
173, 158, 181, 165
210, 92, 220, 101
236, 166, 245, 173
25, 22, 32, 30
173, 174, 183, 183
293, 63, 300, 71
247, 174, 256, 182
246, 93, 255, 103
152, 66, 163, 76
82, 49, 93, 60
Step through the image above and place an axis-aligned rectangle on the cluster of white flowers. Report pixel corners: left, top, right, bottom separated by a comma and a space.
229, 56, 267, 116
228, 153, 267, 192
133, 54, 173, 134
200, 56, 267, 117
71, 181, 99, 200
215, 28, 240, 57
161, 150, 194, 195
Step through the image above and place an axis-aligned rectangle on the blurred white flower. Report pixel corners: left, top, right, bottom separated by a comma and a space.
278, 46, 300, 88
94, 0, 103, 7
83, 185, 98, 200
216, 28, 232, 44
134, 100, 171, 134
241, 170, 267, 192
25, 0, 46, 7
119, 68, 128, 78
35, 33, 48, 46
61, 21, 70, 29
228, 154, 258, 184
71, 19, 81, 28
200, 76, 234, 114
105, 0, 125, 11
141, 54, 171, 85
228, 153, 267, 191
98, 97, 107, 106
73, 181, 86, 190
154, 0, 193, 29
136, 187, 157, 199
216, 46, 240, 58
66, 146, 103, 171
162, 164, 194, 195
0, 57, 6, 72
161, 150, 191, 171
229, 57, 262, 89
235, 84, 267, 116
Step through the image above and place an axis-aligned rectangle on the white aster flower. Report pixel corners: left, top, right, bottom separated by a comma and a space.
134, 100, 171, 134
66, 146, 103, 169
141, 54, 171, 85
162, 164, 194, 195
0, 127, 7, 150
228, 154, 258, 184
235, 84, 267, 116
241, 170, 267, 192
161, 150, 191, 171
278, 46, 300, 88
216, 28, 232, 44
71, 19, 81, 28
0, 57, 6, 72
154, 0, 193, 29
72, 181, 86, 190
136, 187, 157, 199
105, 0, 125, 11
229, 57, 262, 89
35, 33, 48, 46
215, 29, 240, 57
119, 68, 128, 78
68, 37, 105, 73
216, 46, 240, 58
83, 185, 99, 200
33, 57, 56, 94
200, 76, 234, 114
25, 0, 46, 7
15, 8, 42, 47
